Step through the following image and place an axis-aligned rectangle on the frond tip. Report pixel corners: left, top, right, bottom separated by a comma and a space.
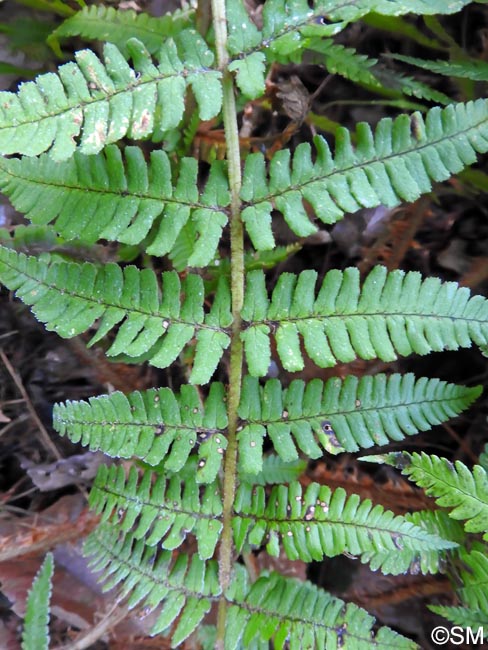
21, 553, 53, 650
241, 265, 488, 375
377, 452, 488, 538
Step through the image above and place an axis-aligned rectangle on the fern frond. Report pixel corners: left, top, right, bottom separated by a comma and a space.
0, 147, 229, 263
53, 383, 228, 480
237, 374, 479, 462
21, 553, 53, 650
372, 65, 451, 104
90, 465, 223, 558
456, 548, 488, 614
228, 0, 470, 65
241, 265, 488, 375
49, 5, 194, 56
305, 39, 379, 86
240, 100, 488, 248
232, 481, 456, 573
307, 41, 450, 104
405, 509, 466, 546
225, 570, 418, 650
378, 452, 488, 537
0, 34, 221, 160
0, 248, 232, 383
85, 525, 221, 645
393, 54, 488, 82
87, 524, 417, 648
429, 605, 488, 632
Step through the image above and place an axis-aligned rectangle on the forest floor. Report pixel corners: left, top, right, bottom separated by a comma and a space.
1, 1, 488, 649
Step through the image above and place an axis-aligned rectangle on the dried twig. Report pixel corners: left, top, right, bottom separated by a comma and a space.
0, 347, 62, 460
51, 602, 130, 650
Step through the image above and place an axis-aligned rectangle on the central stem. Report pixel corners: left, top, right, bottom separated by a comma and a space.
211, 0, 244, 646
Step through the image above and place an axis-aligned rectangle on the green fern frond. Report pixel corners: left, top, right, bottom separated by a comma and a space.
378, 452, 488, 537
405, 509, 466, 546
232, 481, 456, 573
48, 5, 194, 56
87, 524, 417, 649
372, 65, 451, 104
240, 100, 488, 248
86, 525, 221, 645
237, 374, 480, 462
429, 605, 488, 632
241, 265, 488, 375
393, 54, 488, 82
227, 0, 471, 70
225, 570, 418, 650
90, 465, 223, 558
0, 33, 221, 161
0, 147, 229, 263
307, 41, 450, 104
456, 548, 488, 614
53, 383, 228, 480
21, 553, 53, 650
0, 249, 232, 383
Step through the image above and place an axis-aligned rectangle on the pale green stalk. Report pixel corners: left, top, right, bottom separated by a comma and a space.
210, 0, 244, 646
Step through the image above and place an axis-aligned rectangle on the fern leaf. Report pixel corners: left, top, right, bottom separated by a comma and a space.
53, 383, 228, 480
237, 374, 479, 463
227, 0, 471, 79
85, 525, 221, 645
372, 65, 451, 104
232, 481, 456, 573
393, 54, 488, 82
378, 452, 488, 537
0, 34, 221, 160
240, 100, 488, 248
307, 41, 450, 104
241, 265, 488, 375
49, 5, 193, 56
455, 548, 488, 614
87, 524, 417, 649
0, 147, 229, 263
405, 509, 466, 546
90, 465, 223, 558
429, 605, 488, 632
21, 553, 53, 650
0, 249, 232, 383
225, 570, 418, 650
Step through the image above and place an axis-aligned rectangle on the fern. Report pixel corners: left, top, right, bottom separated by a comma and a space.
393, 54, 488, 83
375, 452, 488, 538
87, 524, 418, 649
21, 553, 53, 650
1, 0, 488, 647
0, 147, 229, 262
48, 5, 194, 56
240, 101, 488, 249
0, 33, 221, 160
54, 383, 228, 479
0, 249, 232, 383
241, 266, 488, 375
232, 481, 456, 573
